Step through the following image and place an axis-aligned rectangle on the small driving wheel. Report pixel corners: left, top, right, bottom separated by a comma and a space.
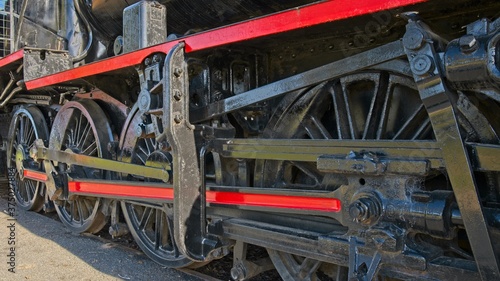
7, 106, 49, 211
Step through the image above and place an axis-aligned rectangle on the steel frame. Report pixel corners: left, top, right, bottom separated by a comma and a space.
402, 18, 500, 280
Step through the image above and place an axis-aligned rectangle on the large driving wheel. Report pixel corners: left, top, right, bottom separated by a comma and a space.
119, 105, 195, 268
50, 99, 112, 233
7, 106, 49, 211
256, 61, 432, 280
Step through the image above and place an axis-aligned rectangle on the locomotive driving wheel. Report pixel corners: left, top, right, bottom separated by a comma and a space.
119, 105, 195, 268
256, 61, 433, 280
49, 99, 112, 233
7, 106, 49, 211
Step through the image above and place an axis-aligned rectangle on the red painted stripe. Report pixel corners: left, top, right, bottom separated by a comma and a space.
68, 181, 174, 200
69, 180, 341, 212
183, 0, 425, 52
25, 0, 425, 90
23, 169, 48, 182
206, 190, 341, 212
0, 49, 23, 68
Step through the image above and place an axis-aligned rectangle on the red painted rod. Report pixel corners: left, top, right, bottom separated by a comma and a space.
69, 180, 341, 212
23, 169, 49, 182
69, 181, 174, 200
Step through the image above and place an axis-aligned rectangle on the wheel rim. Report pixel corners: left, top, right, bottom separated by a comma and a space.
50, 99, 112, 233
7, 106, 49, 211
119, 105, 194, 268
257, 62, 430, 280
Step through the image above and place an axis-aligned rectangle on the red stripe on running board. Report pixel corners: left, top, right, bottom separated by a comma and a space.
25, 0, 426, 90
69, 180, 341, 212
0, 49, 23, 69
23, 169, 48, 182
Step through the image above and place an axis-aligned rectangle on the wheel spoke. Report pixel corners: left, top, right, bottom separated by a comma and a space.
303, 115, 332, 139
83, 198, 93, 214
81, 140, 97, 156
19, 116, 25, 143
155, 209, 162, 250
77, 121, 92, 150
26, 123, 35, 145
139, 207, 153, 231
332, 80, 354, 139
362, 73, 386, 139
166, 214, 178, 256
69, 201, 75, 222
145, 138, 155, 155
26, 181, 34, 201
376, 76, 393, 139
76, 200, 85, 225
392, 104, 427, 140
297, 257, 322, 280
75, 112, 83, 145
411, 118, 431, 140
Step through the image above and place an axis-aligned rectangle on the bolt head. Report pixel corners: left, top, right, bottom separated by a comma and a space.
349, 203, 365, 220
349, 196, 381, 224
173, 90, 182, 101
135, 125, 144, 137
174, 114, 183, 124
230, 264, 246, 281
459, 34, 478, 53
411, 54, 433, 76
173, 67, 183, 77
403, 28, 424, 50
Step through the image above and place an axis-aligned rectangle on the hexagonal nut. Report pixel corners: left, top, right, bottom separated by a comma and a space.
349, 196, 381, 225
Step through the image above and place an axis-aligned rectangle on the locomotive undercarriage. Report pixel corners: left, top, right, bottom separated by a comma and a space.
2, 1, 500, 280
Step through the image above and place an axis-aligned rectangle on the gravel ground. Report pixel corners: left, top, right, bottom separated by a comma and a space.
0, 180, 283, 281
0, 181, 202, 281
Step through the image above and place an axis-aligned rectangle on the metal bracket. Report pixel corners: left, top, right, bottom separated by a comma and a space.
108, 200, 129, 238
403, 18, 500, 280
230, 240, 274, 281
162, 42, 220, 261
348, 237, 382, 281
23, 48, 72, 81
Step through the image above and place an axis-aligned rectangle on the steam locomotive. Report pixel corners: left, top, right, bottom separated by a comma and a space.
1, 0, 499, 280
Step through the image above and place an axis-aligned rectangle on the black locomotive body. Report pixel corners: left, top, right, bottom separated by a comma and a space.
1, 0, 500, 280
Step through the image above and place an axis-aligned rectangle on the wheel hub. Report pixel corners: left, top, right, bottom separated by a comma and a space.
145, 150, 172, 182
15, 144, 28, 179
145, 151, 171, 168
